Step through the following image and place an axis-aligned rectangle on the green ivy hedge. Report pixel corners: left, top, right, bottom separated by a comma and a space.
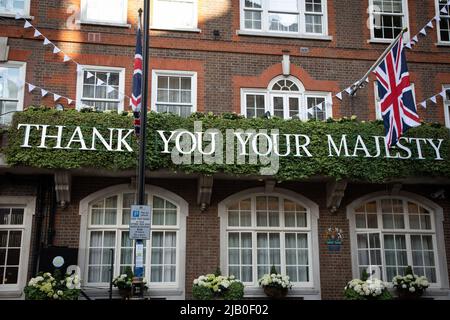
2, 107, 450, 182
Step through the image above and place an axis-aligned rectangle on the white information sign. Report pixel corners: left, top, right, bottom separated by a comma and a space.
129, 205, 152, 240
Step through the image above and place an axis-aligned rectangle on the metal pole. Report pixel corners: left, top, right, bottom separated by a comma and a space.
132, 1, 150, 299
349, 28, 408, 96
137, 1, 150, 206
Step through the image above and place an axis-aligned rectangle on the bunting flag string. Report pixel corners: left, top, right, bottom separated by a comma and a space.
14, 14, 131, 102
416, 88, 449, 110
405, 0, 450, 49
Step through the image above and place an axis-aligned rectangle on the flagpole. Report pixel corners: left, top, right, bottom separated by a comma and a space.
349, 27, 408, 96
138, 2, 150, 207
132, 0, 150, 298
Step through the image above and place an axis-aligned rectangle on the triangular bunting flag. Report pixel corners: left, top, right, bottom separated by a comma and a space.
430, 96, 437, 104
412, 35, 419, 43
405, 42, 412, 49
435, 15, 441, 22
24, 21, 32, 28
106, 86, 115, 93
53, 46, 61, 54
420, 101, 427, 109
28, 84, 36, 92
41, 89, 48, 97
317, 102, 323, 111
87, 72, 94, 79
67, 99, 73, 105
43, 38, 51, 46
63, 55, 71, 62
345, 87, 353, 95
365, 78, 370, 83
419, 28, 426, 36
440, 90, 447, 99
96, 79, 104, 86
441, 6, 448, 14
336, 92, 343, 100
15, 13, 22, 20
307, 108, 314, 116
53, 94, 61, 102
33, 30, 42, 38
426, 21, 434, 29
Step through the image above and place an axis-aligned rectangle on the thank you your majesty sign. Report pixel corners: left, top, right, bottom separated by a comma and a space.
16, 122, 446, 175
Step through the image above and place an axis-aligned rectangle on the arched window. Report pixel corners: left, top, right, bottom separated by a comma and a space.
241, 75, 332, 120
348, 193, 448, 288
219, 188, 320, 297
79, 185, 188, 298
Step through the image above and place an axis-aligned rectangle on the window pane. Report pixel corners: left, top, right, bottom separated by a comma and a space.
228, 212, 239, 227
269, 13, 299, 32
4, 267, 19, 284
8, 231, 21, 247
153, 0, 196, 28
85, 0, 126, 23
269, 0, 297, 11
10, 209, 24, 225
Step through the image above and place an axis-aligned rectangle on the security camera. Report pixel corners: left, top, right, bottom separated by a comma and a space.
431, 189, 445, 200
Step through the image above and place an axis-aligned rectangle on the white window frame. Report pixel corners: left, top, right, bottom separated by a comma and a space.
0, 61, 26, 126
151, 69, 197, 116
368, 0, 410, 43
151, 0, 199, 32
347, 191, 449, 297
78, 184, 188, 300
0, 0, 31, 17
80, 0, 128, 26
444, 85, 450, 129
437, 0, 450, 45
0, 196, 36, 299
76, 65, 125, 113
238, 0, 330, 40
374, 82, 416, 120
218, 187, 321, 299
241, 76, 333, 120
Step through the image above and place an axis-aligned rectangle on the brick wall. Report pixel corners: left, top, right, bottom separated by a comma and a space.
37, 177, 450, 299
0, 0, 449, 123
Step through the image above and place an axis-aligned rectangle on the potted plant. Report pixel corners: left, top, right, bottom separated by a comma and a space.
392, 266, 429, 300
344, 270, 392, 300
112, 267, 148, 299
192, 268, 244, 300
24, 270, 81, 300
258, 266, 292, 299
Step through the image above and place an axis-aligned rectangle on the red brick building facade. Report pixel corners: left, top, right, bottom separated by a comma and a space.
1, 0, 450, 300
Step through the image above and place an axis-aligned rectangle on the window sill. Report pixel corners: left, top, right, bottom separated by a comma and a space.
150, 26, 201, 33
436, 42, 450, 47
368, 38, 408, 44
237, 30, 332, 41
0, 13, 34, 20
0, 289, 23, 299
77, 20, 131, 29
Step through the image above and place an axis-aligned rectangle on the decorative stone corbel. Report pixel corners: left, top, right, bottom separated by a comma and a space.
326, 179, 348, 214
389, 183, 403, 195
265, 179, 276, 193
197, 175, 214, 212
54, 171, 71, 207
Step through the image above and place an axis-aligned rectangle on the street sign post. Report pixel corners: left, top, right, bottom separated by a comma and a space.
130, 205, 151, 280
129, 205, 152, 240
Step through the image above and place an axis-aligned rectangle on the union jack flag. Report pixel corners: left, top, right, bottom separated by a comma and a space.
373, 37, 421, 148
131, 21, 143, 136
